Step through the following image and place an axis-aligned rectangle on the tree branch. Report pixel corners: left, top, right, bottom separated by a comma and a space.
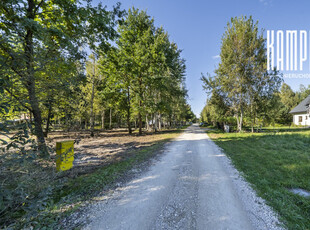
34, 0, 46, 14
0, 43, 25, 80
4, 87, 32, 112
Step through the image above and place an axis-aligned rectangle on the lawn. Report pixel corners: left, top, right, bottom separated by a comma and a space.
0, 127, 186, 229
208, 130, 310, 230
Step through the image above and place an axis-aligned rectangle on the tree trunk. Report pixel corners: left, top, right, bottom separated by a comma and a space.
240, 106, 244, 132
89, 58, 96, 137
109, 108, 112, 129
118, 115, 121, 128
101, 109, 105, 130
24, 4, 48, 156
251, 112, 256, 133
29, 110, 32, 126
138, 76, 143, 135
151, 113, 154, 131
127, 88, 132, 134
127, 112, 132, 134
29, 91, 47, 156
250, 103, 254, 133
146, 115, 150, 131
163, 117, 166, 129
145, 115, 148, 129
235, 114, 240, 132
44, 100, 52, 137
158, 113, 162, 130
154, 113, 158, 132
138, 110, 142, 135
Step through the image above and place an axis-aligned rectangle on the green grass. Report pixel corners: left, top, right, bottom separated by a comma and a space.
261, 126, 309, 131
1, 128, 186, 229
207, 130, 310, 230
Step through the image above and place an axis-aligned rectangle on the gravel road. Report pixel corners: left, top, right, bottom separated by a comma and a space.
84, 124, 283, 230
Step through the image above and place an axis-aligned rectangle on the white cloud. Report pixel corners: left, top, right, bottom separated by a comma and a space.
212, 55, 220, 59
259, 0, 272, 6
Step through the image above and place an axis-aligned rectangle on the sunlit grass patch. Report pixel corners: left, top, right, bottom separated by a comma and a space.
208, 130, 310, 229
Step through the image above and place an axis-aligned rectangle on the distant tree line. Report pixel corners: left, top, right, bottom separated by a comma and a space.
200, 16, 309, 132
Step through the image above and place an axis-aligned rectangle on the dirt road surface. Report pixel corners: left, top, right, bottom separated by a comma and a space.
84, 125, 283, 230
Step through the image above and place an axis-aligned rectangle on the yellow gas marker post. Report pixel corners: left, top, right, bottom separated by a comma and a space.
56, 140, 74, 171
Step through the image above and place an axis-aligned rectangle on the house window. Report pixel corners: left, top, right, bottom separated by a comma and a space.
306, 116, 308, 120
299, 116, 303, 122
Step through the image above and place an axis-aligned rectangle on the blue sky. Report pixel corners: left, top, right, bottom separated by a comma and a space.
97, 0, 310, 116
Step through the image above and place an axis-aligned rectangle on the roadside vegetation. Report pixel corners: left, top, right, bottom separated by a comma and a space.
207, 129, 310, 229
0, 127, 187, 229
0, 1, 195, 228
200, 15, 310, 230
200, 16, 310, 131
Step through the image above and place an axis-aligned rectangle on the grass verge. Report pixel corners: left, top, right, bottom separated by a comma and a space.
0, 127, 186, 229
207, 129, 310, 230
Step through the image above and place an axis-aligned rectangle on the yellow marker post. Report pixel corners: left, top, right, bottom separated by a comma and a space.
56, 140, 74, 171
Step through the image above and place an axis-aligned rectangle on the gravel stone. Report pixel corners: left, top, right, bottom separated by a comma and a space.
67, 125, 285, 230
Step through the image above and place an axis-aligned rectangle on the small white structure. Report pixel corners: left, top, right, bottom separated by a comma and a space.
290, 95, 310, 126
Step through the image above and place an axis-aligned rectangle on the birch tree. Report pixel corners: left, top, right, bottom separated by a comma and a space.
202, 16, 281, 132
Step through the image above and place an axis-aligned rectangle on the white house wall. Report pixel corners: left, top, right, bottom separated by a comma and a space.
293, 113, 310, 126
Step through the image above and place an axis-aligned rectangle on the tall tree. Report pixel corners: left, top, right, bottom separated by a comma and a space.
117, 8, 156, 135
96, 8, 191, 134
202, 16, 282, 132
0, 0, 122, 155
85, 54, 100, 137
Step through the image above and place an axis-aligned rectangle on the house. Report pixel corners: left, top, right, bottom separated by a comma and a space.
290, 95, 310, 126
